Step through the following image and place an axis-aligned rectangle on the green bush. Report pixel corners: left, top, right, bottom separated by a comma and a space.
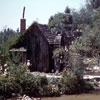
83, 82, 94, 92
7, 61, 27, 81
51, 85, 61, 96
0, 72, 58, 97
41, 85, 52, 96
19, 73, 61, 97
41, 84, 60, 97
0, 75, 21, 98
0, 60, 61, 97
61, 70, 94, 94
19, 73, 50, 97
19, 73, 40, 96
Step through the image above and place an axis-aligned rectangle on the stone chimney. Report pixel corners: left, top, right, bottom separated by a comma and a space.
20, 7, 26, 34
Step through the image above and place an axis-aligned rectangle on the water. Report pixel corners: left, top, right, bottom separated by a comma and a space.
43, 91, 100, 100
43, 95, 100, 100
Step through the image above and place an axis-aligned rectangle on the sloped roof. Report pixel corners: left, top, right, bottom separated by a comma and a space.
37, 24, 56, 44
10, 22, 56, 50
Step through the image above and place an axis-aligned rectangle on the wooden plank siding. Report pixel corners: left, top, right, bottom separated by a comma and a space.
12, 22, 55, 72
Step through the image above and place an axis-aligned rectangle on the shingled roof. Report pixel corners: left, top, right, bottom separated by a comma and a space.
37, 24, 56, 44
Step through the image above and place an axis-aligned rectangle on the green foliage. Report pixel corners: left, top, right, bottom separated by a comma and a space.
48, 13, 65, 33
53, 47, 84, 77
61, 70, 94, 94
41, 85, 52, 96
72, 8, 100, 57
19, 73, 42, 96
18, 72, 60, 97
1, 58, 60, 97
53, 48, 65, 58
7, 62, 27, 80
0, 58, 94, 98
53, 47, 87, 94
48, 7, 73, 34
0, 28, 19, 45
88, 0, 100, 9
67, 54, 85, 77
10, 52, 23, 64
0, 35, 21, 59
72, 5, 94, 30
0, 75, 21, 98
0, 60, 61, 97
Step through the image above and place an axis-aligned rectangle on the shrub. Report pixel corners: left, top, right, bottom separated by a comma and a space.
19, 73, 41, 96
41, 84, 60, 97
0, 75, 21, 98
41, 85, 52, 96
19, 72, 61, 97
83, 82, 94, 92
19, 73, 53, 97
61, 70, 94, 94
51, 85, 60, 96
7, 61, 27, 81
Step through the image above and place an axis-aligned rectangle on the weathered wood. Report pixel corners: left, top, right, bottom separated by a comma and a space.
12, 22, 55, 72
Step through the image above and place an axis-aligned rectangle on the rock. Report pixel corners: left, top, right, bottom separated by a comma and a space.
12, 93, 19, 97
33, 98, 37, 100
37, 98, 41, 100
22, 95, 32, 100
32, 98, 41, 100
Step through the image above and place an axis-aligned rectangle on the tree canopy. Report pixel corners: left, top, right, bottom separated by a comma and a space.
87, 0, 100, 8
0, 28, 19, 45
71, 8, 100, 57
48, 7, 73, 34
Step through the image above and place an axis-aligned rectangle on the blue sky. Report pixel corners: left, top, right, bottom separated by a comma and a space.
0, 0, 86, 31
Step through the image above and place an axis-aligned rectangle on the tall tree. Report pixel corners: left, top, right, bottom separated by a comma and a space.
87, 0, 100, 8
0, 28, 19, 45
71, 8, 100, 57
72, 5, 94, 30
48, 7, 74, 49
48, 7, 73, 34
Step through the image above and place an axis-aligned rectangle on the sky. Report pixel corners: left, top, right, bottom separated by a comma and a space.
0, 0, 86, 31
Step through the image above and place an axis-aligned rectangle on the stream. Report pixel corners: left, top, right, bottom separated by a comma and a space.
43, 94, 100, 100
43, 90, 100, 100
